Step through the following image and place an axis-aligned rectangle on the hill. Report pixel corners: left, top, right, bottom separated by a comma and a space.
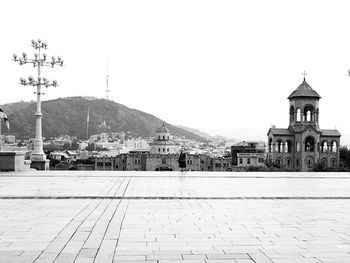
177, 125, 213, 139
2, 97, 206, 141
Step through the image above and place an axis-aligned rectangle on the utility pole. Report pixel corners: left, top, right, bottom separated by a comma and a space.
13, 39, 63, 169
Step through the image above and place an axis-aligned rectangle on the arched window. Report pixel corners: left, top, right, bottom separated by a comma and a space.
287, 141, 292, 153
290, 106, 295, 122
306, 156, 314, 167
277, 140, 282, 153
276, 158, 281, 166
296, 142, 300, 152
331, 158, 337, 167
322, 141, 328, 153
305, 137, 315, 152
284, 141, 288, 153
332, 141, 337, 153
268, 138, 273, 153
296, 108, 301, 122
304, 105, 315, 122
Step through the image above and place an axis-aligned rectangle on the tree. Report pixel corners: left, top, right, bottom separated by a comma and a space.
62, 142, 71, 150
86, 143, 95, 151
340, 146, 350, 169
71, 140, 79, 150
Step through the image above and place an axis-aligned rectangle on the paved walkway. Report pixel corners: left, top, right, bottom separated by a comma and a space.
0, 172, 350, 263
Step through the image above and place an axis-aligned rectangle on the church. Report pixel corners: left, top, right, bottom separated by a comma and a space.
267, 77, 341, 172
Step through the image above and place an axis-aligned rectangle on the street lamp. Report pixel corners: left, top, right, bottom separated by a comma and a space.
13, 39, 63, 166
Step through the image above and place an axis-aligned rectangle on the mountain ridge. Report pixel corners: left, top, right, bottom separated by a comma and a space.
2, 97, 207, 142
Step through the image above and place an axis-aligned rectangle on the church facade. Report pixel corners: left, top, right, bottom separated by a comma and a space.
267, 78, 341, 172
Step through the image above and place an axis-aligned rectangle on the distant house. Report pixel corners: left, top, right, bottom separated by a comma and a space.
231, 141, 265, 168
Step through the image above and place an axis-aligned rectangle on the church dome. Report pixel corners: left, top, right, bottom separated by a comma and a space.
156, 123, 170, 133
288, 79, 321, 99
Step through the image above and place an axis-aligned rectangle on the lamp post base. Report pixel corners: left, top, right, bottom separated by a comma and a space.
30, 159, 50, 171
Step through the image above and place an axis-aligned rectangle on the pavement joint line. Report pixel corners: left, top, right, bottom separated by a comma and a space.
2, 174, 350, 179
2, 196, 350, 200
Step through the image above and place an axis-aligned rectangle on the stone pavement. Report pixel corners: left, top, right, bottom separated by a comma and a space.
0, 172, 350, 263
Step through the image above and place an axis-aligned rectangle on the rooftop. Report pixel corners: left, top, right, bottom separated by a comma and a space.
1, 171, 350, 262
156, 122, 170, 133
288, 78, 321, 99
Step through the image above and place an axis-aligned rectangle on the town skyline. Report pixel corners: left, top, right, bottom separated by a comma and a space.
1, 0, 350, 144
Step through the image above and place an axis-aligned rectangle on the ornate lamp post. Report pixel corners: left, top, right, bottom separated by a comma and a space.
13, 39, 63, 169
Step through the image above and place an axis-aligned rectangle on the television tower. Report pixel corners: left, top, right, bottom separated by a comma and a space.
105, 63, 110, 100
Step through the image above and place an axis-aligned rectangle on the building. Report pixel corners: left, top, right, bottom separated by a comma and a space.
150, 123, 179, 154
94, 124, 232, 172
231, 141, 265, 168
267, 77, 341, 171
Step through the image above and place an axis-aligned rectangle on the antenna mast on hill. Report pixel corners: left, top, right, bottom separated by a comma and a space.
105, 63, 110, 100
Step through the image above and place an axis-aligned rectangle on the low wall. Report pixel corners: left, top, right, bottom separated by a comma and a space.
0, 151, 31, 172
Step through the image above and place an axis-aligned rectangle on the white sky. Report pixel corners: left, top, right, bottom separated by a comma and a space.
1, 0, 350, 144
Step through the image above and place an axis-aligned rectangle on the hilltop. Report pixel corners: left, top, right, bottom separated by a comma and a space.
2, 97, 206, 141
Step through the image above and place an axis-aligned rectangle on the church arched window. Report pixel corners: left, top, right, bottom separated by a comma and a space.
290, 106, 294, 122
332, 141, 337, 153
304, 105, 315, 122
296, 108, 301, 122
268, 138, 273, 152
304, 136, 315, 152
296, 142, 300, 152
322, 141, 328, 153
277, 140, 282, 153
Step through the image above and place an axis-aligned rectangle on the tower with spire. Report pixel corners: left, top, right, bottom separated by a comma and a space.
267, 74, 341, 172
105, 63, 110, 100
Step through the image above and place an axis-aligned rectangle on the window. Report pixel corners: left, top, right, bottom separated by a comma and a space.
296, 108, 301, 122
258, 158, 264, 163
332, 141, 337, 153
158, 148, 161, 152
163, 148, 165, 152
239, 158, 242, 164
305, 137, 315, 152
167, 148, 169, 152
296, 142, 300, 152
247, 158, 251, 164
296, 159, 299, 167
322, 141, 328, 153
306, 157, 314, 168
331, 159, 336, 167
163, 136, 165, 140
290, 106, 295, 122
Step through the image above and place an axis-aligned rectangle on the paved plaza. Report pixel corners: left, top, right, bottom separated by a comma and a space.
0, 172, 350, 263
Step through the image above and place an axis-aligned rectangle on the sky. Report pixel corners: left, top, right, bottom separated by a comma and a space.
1, 0, 350, 144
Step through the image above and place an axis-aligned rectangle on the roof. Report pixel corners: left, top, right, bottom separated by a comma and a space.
156, 123, 170, 133
268, 128, 293, 136
288, 79, 321, 99
321, 129, 341, 137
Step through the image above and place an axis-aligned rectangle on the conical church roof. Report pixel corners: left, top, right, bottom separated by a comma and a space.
156, 122, 170, 133
288, 79, 321, 99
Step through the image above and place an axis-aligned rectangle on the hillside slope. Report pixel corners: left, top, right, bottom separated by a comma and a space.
3, 97, 205, 141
